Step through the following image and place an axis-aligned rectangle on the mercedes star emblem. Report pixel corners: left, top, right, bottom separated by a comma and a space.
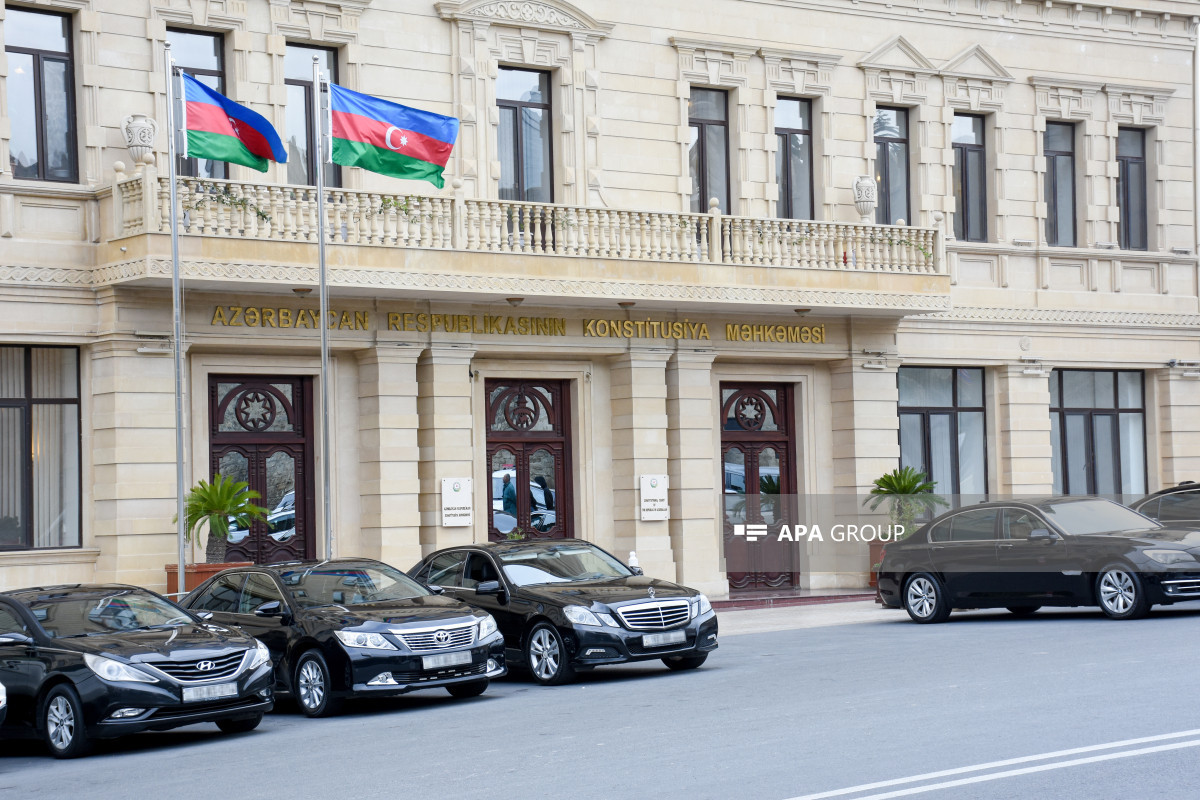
647, 586, 656, 598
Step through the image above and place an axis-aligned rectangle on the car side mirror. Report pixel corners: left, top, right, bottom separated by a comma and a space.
254, 600, 284, 617
629, 566, 644, 576
475, 580, 502, 595
0, 632, 32, 645
1029, 528, 1056, 543
426, 584, 445, 595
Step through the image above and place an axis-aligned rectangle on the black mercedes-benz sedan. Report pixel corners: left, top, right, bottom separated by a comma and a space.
877, 497, 1200, 623
0, 585, 273, 758
410, 539, 719, 685
182, 558, 505, 717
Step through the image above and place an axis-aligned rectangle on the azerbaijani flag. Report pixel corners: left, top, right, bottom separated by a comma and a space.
330, 84, 459, 189
181, 73, 286, 173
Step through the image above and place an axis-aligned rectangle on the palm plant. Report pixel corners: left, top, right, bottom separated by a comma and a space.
864, 466, 947, 539
177, 475, 268, 564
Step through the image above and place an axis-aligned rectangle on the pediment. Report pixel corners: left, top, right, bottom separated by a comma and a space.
940, 45, 1014, 82
858, 35, 936, 73
436, 0, 612, 35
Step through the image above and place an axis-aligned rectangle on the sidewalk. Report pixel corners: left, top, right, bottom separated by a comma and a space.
718, 599, 901, 637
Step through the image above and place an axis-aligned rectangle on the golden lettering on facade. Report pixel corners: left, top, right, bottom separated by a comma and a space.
385, 312, 567, 336
724, 323, 825, 344
211, 307, 369, 331
582, 319, 711, 340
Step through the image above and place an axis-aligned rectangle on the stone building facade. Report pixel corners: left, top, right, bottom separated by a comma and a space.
1, 0, 1197, 598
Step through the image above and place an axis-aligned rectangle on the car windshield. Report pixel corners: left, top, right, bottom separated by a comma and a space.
26, 589, 194, 638
498, 544, 632, 587
276, 562, 429, 608
1042, 499, 1160, 535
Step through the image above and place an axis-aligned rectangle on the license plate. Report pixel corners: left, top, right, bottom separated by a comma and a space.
643, 630, 687, 648
182, 682, 238, 703
422, 650, 472, 670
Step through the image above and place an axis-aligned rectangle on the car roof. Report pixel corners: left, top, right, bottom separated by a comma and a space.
432, 538, 596, 558
1131, 481, 1198, 504
1, 584, 150, 601
237, 557, 390, 573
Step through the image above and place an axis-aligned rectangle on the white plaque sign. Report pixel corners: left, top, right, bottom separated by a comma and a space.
441, 478, 473, 527
639, 474, 669, 521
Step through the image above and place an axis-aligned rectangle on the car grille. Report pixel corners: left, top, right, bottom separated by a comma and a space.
390, 662, 487, 684
616, 600, 691, 630
150, 651, 245, 683
395, 624, 475, 653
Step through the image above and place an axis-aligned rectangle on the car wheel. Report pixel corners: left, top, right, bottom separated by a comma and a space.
445, 679, 489, 699
294, 650, 341, 717
525, 623, 576, 686
40, 684, 90, 759
903, 573, 951, 624
1096, 565, 1149, 620
1006, 606, 1041, 616
216, 713, 263, 734
662, 653, 708, 671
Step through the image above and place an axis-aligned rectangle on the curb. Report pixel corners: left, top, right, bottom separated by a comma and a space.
713, 592, 877, 612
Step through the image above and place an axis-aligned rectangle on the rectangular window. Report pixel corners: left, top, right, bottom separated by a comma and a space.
874, 107, 909, 225
1044, 122, 1076, 247
497, 68, 553, 202
952, 114, 986, 242
775, 98, 813, 220
169, 29, 226, 180
1117, 128, 1148, 251
898, 367, 987, 497
1050, 369, 1145, 496
5, 8, 77, 183
689, 88, 729, 213
0, 347, 81, 550
285, 45, 340, 187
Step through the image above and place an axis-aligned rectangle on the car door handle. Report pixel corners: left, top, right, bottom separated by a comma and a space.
998, 543, 1016, 549
930, 545, 946, 550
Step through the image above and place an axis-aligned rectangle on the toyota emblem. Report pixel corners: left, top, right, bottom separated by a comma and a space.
433, 630, 451, 645
196, 660, 216, 672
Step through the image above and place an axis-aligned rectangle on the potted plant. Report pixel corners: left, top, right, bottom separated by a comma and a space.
863, 467, 947, 587
165, 475, 268, 594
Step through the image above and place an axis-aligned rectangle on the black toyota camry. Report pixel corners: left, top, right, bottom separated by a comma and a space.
410, 539, 719, 685
182, 558, 506, 717
0, 585, 273, 758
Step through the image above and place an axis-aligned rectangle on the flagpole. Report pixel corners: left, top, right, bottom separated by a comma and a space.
164, 42, 188, 597
312, 56, 334, 561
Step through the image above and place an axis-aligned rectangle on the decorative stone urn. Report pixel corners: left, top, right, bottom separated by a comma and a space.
121, 114, 158, 163
853, 175, 877, 223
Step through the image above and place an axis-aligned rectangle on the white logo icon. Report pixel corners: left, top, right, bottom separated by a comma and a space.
733, 524, 768, 542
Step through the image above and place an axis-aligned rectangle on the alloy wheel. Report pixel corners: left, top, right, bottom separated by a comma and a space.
1099, 569, 1136, 615
47, 696, 75, 751
298, 660, 326, 710
529, 628, 561, 681
906, 576, 937, 619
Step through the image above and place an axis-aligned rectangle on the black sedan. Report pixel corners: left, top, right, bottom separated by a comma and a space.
0, 585, 273, 758
877, 497, 1200, 623
410, 539, 718, 685
182, 558, 505, 717
1129, 481, 1200, 527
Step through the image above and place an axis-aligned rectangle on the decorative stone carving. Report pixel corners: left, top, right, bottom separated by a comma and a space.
853, 176, 877, 223
472, 2, 581, 28
121, 115, 159, 163
1105, 83, 1173, 126
1030, 76, 1104, 120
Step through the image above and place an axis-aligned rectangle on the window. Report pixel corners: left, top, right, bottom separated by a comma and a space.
1117, 128, 1148, 251
952, 115, 986, 242
0, 604, 29, 636
874, 107, 909, 225
950, 509, 998, 541
1000, 508, 1040, 540
169, 29, 225, 179
689, 88, 729, 213
775, 98, 813, 220
1050, 370, 1145, 496
898, 367, 986, 497
0, 347, 80, 550
190, 573, 245, 614
463, 553, 500, 589
5, 8, 76, 182
285, 44, 340, 187
497, 68, 553, 202
238, 572, 284, 614
1044, 122, 1076, 246
1156, 492, 1200, 523
424, 551, 467, 587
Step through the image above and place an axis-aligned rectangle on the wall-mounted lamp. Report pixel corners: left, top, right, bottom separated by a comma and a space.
861, 360, 888, 370
1171, 247, 1192, 256
1012, 238, 1035, 247
506, 297, 524, 307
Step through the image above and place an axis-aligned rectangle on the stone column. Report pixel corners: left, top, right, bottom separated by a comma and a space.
1155, 369, 1200, 486
665, 350, 725, 597
416, 344, 476, 555
610, 350, 676, 580
994, 365, 1054, 493
357, 346, 422, 569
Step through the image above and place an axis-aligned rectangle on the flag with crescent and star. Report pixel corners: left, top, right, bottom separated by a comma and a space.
180, 73, 286, 173
329, 84, 459, 189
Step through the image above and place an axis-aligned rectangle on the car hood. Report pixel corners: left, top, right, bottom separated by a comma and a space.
518, 576, 696, 608
57, 624, 255, 663
300, 595, 484, 630
1085, 527, 1200, 550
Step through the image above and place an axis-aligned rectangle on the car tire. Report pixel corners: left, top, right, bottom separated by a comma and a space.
903, 573, 951, 624
445, 679, 489, 699
525, 622, 576, 686
294, 650, 342, 717
1006, 606, 1041, 616
1096, 565, 1150, 620
40, 683, 90, 759
662, 653, 708, 671
216, 713, 263, 734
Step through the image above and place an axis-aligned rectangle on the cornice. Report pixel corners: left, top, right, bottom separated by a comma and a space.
670, 37, 761, 60
910, 306, 1200, 328
436, 0, 613, 36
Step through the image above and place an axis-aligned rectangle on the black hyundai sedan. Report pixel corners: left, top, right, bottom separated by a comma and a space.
410, 539, 719, 685
877, 497, 1200, 623
182, 558, 505, 717
0, 585, 273, 758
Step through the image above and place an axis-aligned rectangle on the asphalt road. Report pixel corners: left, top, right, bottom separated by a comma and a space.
3, 602, 1199, 799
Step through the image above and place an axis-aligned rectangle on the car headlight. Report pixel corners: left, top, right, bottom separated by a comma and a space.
247, 639, 271, 670
83, 653, 158, 683
597, 613, 619, 627
478, 614, 498, 640
334, 630, 397, 650
562, 605, 602, 627
691, 594, 713, 617
0, 681, 6, 708
1145, 549, 1198, 566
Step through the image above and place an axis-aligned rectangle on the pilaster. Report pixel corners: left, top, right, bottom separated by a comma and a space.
1155, 369, 1200, 487
416, 344, 477, 555
995, 365, 1054, 493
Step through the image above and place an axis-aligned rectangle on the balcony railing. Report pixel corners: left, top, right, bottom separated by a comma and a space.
111, 172, 944, 274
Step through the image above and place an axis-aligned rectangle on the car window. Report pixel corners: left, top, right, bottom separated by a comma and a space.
463, 553, 500, 589
1001, 509, 1040, 540
190, 573, 245, 614
0, 604, 28, 637
425, 552, 467, 587
950, 509, 999, 541
239, 572, 285, 614
25, 589, 192, 637
928, 520, 951, 543
276, 562, 427, 608
1157, 493, 1200, 522
1043, 499, 1158, 535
